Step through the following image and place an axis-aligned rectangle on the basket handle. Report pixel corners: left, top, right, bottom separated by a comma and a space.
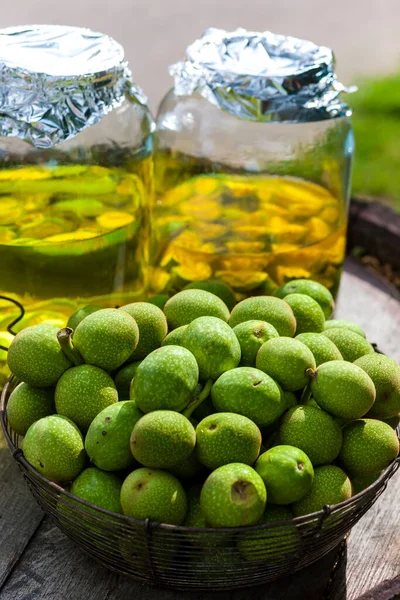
0, 295, 25, 351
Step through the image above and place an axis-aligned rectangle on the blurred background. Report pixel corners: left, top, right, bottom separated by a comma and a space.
4, 0, 400, 107
3, 0, 400, 205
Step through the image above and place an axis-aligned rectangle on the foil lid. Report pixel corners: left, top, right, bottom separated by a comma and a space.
170, 28, 353, 123
0, 25, 147, 149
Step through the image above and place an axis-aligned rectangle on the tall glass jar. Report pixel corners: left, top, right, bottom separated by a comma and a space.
154, 28, 354, 299
0, 25, 153, 330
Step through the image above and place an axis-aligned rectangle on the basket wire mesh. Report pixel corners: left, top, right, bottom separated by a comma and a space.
1, 376, 399, 591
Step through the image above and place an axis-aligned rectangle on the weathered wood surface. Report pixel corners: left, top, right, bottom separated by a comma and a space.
337, 259, 400, 361
331, 469, 400, 600
0, 436, 44, 590
0, 258, 399, 600
352, 576, 400, 600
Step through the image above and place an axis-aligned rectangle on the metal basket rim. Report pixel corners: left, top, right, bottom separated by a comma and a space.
1, 375, 399, 534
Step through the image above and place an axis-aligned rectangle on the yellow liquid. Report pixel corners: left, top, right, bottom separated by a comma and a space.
153, 172, 346, 298
0, 158, 152, 330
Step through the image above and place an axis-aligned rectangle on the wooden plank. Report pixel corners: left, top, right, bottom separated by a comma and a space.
0, 518, 343, 600
346, 469, 400, 600
0, 520, 118, 600
327, 471, 400, 600
0, 431, 44, 589
352, 575, 400, 600
336, 258, 400, 361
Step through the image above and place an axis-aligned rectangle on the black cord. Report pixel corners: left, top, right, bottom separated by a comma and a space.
0, 295, 25, 352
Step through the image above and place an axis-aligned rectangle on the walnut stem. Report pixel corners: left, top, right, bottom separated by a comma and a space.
183, 379, 213, 419
57, 327, 84, 366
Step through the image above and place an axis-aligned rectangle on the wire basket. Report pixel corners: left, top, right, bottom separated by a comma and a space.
1, 376, 399, 591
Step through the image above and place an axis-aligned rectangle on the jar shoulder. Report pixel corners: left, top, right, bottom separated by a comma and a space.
0, 97, 154, 163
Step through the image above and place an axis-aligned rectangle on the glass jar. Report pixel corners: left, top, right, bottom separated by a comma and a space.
154, 28, 354, 298
0, 25, 153, 329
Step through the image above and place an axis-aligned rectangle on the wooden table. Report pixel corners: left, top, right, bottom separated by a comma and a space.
1, 258, 399, 600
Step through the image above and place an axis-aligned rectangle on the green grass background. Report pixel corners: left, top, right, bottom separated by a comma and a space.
350, 74, 400, 209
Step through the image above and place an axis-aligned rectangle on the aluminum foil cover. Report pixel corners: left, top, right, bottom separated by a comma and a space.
170, 28, 352, 122
0, 25, 147, 148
